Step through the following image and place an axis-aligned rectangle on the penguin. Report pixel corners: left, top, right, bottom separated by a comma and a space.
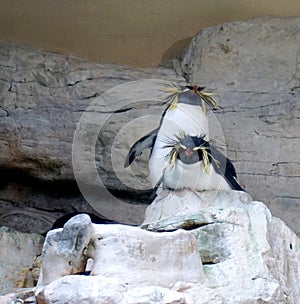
161, 133, 244, 191
124, 85, 221, 187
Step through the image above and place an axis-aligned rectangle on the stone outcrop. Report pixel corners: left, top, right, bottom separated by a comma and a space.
0, 226, 44, 294
0, 16, 300, 235
143, 190, 300, 303
1, 191, 296, 304
36, 214, 94, 286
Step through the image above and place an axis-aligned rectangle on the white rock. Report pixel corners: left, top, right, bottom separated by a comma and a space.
35, 190, 300, 304
36, 275, 226, 304
36, 276, 126, 304
143, 190, 300, 303
37, 214, 93, 286
87, 224, 204, 287
143, 190, 252, 226
122, 286, 185, 304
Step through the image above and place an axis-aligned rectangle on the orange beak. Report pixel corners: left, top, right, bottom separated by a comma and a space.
185, 149, 193, 157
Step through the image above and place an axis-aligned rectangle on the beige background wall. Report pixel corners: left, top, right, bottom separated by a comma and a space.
0, 0, 300, 67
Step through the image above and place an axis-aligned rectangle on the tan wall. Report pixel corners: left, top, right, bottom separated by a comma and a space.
1, 0, 300, 67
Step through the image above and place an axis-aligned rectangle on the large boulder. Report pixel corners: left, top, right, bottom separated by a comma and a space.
36, 214, 94, 286
143, 190, 300, 303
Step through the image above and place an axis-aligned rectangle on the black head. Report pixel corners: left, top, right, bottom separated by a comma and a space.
176, 85, 221, 111
166, 134, 211, 165
164, 85, 220, 112
178, 135, 210, 164
177, 89, 203, 106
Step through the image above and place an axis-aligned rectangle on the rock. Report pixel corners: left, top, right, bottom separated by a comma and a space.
35, 276, 126, 304
33, 190, 300, 303
0, 288, 37, 304
35, 214, 206, 304
87, 224, 204, 287
36, 216, 204, 288
143, 190, 300, 303
36, 278, 224, 304
0, 227, 44, 294
142, 189, 252, 229
180, 16, 300, 235
0, 40, 183, 184
37, 214, 93, 286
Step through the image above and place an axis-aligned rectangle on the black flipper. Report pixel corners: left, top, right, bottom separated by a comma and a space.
124, 127, 159, 167
210, 145, 244, 191
154, 174, 164, 189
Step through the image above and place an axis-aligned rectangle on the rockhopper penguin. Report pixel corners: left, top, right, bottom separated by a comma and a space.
161, 133, 244, 191
124, 85, 221, 188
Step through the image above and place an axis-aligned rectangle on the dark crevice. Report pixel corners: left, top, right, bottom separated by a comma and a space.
0, 167, 154, 204
114, 107, 133, 114
81, 92, 100, 100
0, 168, 81, 197
0, 107, 9, 116
143, 221, 216, 233
67, 78, 94, 87
202, 261, 218, 265
178, 221, 215, 231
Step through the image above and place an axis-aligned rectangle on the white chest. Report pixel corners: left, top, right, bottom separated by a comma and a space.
158, 104, 208, 139
149, 104, 209, 187
163, 161, 231, 191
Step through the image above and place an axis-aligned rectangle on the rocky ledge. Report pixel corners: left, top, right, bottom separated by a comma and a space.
1, 190, 299, 304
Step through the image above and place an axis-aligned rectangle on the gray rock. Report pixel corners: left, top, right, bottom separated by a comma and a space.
0, 41, 183, 184
37, 214, 93, 286
0, 227, 44, 294
180, 16, 300, 235
0, 40, 184, 229
0, 288, 37, 304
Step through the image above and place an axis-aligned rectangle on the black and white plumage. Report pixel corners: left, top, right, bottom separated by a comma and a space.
161, 134, 244, 191
124, 86, 220, 187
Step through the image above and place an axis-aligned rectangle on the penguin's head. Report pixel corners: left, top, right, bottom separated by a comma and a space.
164, 85, 221, 113
177, 87, 204, 107
177, 135, 210, 165
165, 134, 211, 167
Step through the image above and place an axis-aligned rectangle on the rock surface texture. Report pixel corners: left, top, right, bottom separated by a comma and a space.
0, 16, 300, 235
1, 190, 297, 304
0, 226, 44, 293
